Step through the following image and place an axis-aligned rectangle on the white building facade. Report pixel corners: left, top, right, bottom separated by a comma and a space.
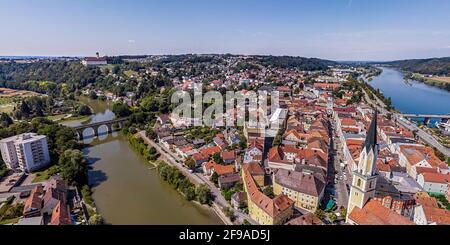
0, 133, 51, 173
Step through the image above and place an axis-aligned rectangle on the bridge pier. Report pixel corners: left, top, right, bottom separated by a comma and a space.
107, 124, 112, 134
77, 131, 84, 141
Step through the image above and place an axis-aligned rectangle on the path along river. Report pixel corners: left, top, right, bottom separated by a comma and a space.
63, 97, 222, 225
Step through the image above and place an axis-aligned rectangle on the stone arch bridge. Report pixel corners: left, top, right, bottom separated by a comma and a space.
72, 118, 128, 140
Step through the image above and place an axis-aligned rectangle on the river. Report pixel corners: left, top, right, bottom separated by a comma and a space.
63, 97, 222, 225
369, 67, 450, 124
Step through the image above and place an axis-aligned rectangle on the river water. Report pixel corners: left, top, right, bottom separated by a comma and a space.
64, 97, 222, 225
369, 67, 450, 124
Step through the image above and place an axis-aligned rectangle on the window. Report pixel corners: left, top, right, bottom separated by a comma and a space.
357, 179, 362, 187
369, 181, 373, 189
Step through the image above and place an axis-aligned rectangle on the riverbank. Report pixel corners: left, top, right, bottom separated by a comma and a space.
75, 97, 222, 224
132, 132, 232, 225
406, 73, 450, 92
364, 67, 450, 158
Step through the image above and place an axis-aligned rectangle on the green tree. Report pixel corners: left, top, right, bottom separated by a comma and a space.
89, 90, 98, 100
0, 113, 13, 128
58, 149, 88, 186
196, 184, 212, 205
185, 157, 196, 170
146, 129, 157, 141
212, 152, 223, 164
112, 102, 132, 117
262, 186, 274, 198
210, 172, 219, 185
88, 214, 104, 225
76, 104, 92, 116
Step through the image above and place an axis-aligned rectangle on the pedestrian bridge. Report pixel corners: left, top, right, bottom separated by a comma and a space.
71, 118, 128, 140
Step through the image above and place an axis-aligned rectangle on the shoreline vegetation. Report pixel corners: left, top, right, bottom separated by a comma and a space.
404, 73, 450, 92
125, 131, 221, 221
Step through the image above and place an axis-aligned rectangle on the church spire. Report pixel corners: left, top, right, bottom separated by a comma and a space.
363, 111, 377, 153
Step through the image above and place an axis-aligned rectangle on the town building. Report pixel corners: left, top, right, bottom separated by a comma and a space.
273, 169, 325, 212
417, 172, 450, 195
81, 53, 107, 66
346, 112, 379, 221
242, 167, 294, 225
0, 133, 51, 173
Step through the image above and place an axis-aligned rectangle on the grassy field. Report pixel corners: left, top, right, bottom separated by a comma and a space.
428, 76, 450, 83
32, 170, 52, 183
47, 114, 91, 123
0, 104, 14, 113
0, 217, 19, 225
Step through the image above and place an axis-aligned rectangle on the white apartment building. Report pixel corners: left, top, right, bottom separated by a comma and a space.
0, 133, 50, 173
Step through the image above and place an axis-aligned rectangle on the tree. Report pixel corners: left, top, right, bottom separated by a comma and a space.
58, 149, 88, 186
89, 90, 98, 100
184, 157, 196, 170
88, 214, 104, 225
112, 102, 132, 117
196, 184, 212, 205
212, 152, 223, 164
146, 129, 157, 141
210, 172, 219, 185
262, 186, 274, 198
223, 207, 236, 222
330, 213, 338, 223
315, 209, 326, 220
0, 113, 13, 128
76, 104, 92, 116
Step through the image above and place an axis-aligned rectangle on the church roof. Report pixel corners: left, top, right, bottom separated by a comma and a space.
363, 111, 377, 152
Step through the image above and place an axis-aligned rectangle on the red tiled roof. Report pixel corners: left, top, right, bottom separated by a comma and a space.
243, 162, 265, 176
422, 206, 450, 225
204, 160, 235, 176
349, 200, 414, 225
244, 169, 293, 218
314, 83, 340, 90
84, 57, 106, 62
221, 151, 236, 161
420, 172, 450, 184
23, 185, 43, 214
50, 201, 72, 226
200, 146, 221, 157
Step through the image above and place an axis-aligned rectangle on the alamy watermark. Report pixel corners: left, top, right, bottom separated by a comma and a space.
170, 84, 281, 129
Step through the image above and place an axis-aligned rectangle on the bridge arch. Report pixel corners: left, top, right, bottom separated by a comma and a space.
73, 118, 128, 141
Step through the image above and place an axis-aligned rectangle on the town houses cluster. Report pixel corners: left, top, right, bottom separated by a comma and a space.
149, 64, 449, 225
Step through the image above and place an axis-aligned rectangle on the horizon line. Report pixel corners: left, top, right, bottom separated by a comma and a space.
1, 53, 449, 63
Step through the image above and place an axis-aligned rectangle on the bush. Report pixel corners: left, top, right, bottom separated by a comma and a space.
88, 214, 104, 225
196, 184, 213, 205
223, 207, 236, 222
81, 185, 95, 207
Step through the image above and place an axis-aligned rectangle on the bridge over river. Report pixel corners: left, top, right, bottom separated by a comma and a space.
71, 118, 128, 140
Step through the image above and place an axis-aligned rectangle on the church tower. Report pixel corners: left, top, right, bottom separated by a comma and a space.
346, 111, 379, 222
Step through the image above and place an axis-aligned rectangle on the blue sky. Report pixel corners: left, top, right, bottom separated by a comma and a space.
1, 0, 450, 60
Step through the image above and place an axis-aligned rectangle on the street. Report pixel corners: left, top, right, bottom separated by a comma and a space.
137, 131, 258, 225
362, 89, 450, 157
328, 121, 350, 209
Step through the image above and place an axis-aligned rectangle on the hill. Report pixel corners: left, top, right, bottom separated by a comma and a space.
387, 57, 450, 76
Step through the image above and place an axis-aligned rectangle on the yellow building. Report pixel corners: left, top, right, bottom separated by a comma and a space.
243, 167, 294, 225
273, 169, 326, 212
